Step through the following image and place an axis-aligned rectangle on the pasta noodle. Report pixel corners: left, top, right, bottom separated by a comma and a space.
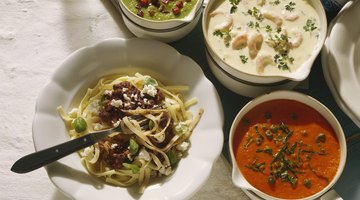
57, 73, 203, 193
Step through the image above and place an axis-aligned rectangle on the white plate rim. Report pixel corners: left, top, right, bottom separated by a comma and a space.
321, 0, 360, 128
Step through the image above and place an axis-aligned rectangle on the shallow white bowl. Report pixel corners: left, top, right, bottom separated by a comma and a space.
321, 0, 360, 128
112, 0, 204, 43
202, 0, 327, 97
228, 90, 346, 200
32, 38, 224, 200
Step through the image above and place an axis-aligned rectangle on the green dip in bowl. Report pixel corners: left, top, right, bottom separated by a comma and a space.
122, 0, 198, 21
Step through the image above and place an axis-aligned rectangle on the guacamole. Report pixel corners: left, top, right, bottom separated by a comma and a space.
122, 0, 198, 21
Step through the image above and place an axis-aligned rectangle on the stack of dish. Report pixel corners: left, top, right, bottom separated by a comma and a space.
202, 0, 327, 97
321, 0, 360, 128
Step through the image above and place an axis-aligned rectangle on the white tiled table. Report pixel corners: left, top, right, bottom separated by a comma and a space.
0, 0, 248, 199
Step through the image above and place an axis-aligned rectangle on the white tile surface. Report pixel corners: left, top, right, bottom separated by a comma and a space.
0, 0, 249, 199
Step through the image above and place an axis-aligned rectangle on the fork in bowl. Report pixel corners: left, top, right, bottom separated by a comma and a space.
11, 115, 148, 174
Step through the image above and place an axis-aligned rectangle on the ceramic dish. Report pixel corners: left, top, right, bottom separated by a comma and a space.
228, 90, 347, 200
202, 0, 327, 97
321, 0, 360, 128
32, 38, 224, 200
111, 0, 204, 43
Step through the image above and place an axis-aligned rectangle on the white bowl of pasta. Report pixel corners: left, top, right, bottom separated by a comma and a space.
32, 38, 223, 199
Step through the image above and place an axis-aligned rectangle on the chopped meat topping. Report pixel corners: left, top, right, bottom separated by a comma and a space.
99, 81, 165, 123
98, 134, 130, 169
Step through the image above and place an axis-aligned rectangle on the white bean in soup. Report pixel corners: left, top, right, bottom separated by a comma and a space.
206, 0, 321, 76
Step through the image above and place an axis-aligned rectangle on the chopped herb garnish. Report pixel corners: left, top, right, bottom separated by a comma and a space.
247, 7, 264, 21
254, 124, 265, 145
316, 133, 326, 143
265, 25, 272, 33
303, 18, 318, 32
268, 176, 276, 185
270, 0, 280, 5
240, 55, 248, 64
304, 178, 312, 188
256, 146, 273, 156
213, 30, 223, 38
245, 157, 266, 172
244, 135, 254, 150
265, 130, 273, 140
229, 0, 241, 14
213, 30, 232, 47
247, 21, 254, 28
274, 53, 293, 71
285, 1, 296, 12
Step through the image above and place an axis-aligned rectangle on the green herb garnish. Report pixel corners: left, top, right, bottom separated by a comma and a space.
304, 179, 312, 188
213, 30, 232, 47
285, 1, 296, 12
303, 18, 318, 32
240, 55, 248, 64
245, 157, 266, 172
229, 0, 241, 13
247, 7, 264, 21
270, 0, 280, 5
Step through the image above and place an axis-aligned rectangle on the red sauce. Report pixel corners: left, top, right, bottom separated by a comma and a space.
233, 100, 340, 199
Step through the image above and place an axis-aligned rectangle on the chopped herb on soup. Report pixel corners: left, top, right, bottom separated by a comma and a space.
122, 0, 198, 21
207, 0, 321, 76
233, 99, 340, 199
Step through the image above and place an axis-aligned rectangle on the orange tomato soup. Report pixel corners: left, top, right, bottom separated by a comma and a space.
233, 99, 340, 199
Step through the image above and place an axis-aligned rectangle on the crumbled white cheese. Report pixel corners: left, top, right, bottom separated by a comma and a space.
80, 146, 93, 157
103, 90, 112, 95
176, 141, 190, 152
131, 93, 138, 101
159, 166, 172, 176
175, 122, 189, 135
110, 99, 123, 108
93, 123, 103, 131
165, 97, 177, 105
67, 108, 78, 117
88, 100, 100, 115
113, 120, 120, 127
122, 88, 128, 92
137, 148, 151, 161
123, 94, 131, 101
111, 143, 118, 149
142, 84, 157, 97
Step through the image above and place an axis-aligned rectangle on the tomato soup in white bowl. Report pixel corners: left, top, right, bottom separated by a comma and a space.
229, 90, 346, 200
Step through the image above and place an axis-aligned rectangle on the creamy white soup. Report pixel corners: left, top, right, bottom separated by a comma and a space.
206, 0, 321, 76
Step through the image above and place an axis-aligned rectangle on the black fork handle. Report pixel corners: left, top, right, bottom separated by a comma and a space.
11, 134, 95, 174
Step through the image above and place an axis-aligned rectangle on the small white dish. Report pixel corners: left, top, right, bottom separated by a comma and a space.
229, 90, 347, 200
111, 0, 204, 43
32, 38, 224, 200
321, 0, 360, 128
